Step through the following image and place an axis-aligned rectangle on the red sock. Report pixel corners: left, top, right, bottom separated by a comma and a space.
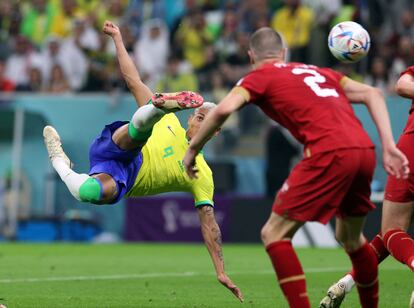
349, 233, 389, 278
266, 240, 310, 308
383, 229, 414, 271
348, 242, 378, 308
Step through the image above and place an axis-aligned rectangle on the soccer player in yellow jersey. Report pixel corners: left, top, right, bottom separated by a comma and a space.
43, 21, 243, 302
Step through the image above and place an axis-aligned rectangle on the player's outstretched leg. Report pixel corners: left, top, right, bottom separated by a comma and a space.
152, 91, 203, 111
319, 232, 389, 308
128, 92, 203, 142
43, 126, 111, 204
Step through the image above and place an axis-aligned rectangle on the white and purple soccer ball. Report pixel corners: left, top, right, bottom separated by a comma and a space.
328, 21, 370, 63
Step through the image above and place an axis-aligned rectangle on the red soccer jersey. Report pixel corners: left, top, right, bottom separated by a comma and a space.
400, 66, 414, 134
237, 62, 374, 157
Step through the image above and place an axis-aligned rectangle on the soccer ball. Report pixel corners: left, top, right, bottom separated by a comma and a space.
328, 21, 370, 63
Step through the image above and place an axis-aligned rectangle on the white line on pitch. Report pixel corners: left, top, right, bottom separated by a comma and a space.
0, 267, 406, 284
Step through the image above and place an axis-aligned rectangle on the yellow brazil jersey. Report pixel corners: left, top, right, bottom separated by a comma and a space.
126, 114, 214, 207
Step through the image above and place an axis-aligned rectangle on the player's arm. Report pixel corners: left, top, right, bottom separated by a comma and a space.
341, 77, 409, 179
197, 205, 243, 302
395, 73, 414, 99
184, 88, 247, 178
102, 21, 153, 107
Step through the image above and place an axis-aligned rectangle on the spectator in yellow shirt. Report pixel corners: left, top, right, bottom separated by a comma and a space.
271, 0, 314, 62
156, 54, 199, 93
50, 0, 86, 37
174, 9, 213, 70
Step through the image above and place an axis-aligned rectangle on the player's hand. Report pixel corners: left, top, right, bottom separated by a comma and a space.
383, 145, 410, 179
183, 148, 199, 179
217, 273, 244, 302
102, 20, 120, 38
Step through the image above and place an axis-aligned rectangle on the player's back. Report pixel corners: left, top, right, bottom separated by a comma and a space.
238, 62, 374, 157
400, 66, 414, 134
126, 114, 214, 204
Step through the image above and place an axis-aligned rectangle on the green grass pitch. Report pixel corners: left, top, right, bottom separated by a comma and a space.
0, 243, 411, 307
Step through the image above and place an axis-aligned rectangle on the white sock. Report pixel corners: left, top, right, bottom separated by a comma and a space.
52, 157, 89, 201
338, 274, 355, 293
131, 104, 166, 132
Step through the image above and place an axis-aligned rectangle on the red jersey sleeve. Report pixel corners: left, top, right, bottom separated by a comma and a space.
319, 67, 345, 84
401, 66, 414, 77
236, 69, 269, 102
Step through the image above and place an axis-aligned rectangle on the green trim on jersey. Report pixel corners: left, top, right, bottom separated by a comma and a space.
195, 200, 214, 208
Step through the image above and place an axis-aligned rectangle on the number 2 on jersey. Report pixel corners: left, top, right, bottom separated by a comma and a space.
292, 68, 339, 98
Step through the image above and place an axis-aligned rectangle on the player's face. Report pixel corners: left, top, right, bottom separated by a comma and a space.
186, 108, 211, 141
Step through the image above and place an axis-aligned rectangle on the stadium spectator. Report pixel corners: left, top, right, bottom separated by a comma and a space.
184, 27, 408, 308
0, 0, 21, 58
237, 0, 271, 33
174, 8, 214, 70
124, 0, 165, 37
196, 45, 220, 92
40, 34, 88, 91
50, 0, 86, 38
97, 0, 127, 27
218, 32, 251, 89
397, 11, 414, 40
271, 0, 314, 63
46, 63, 71, 93
330, 0, 357, 26
25, 66, 44, 92
0, 59, 14, 92
20, 0, 56, 47
134, 19, 169, 90
214, 10, 239, 61
4, 35, 39, 90
389, 36, 414, 88
43, 20, 243, 303
304, 0, 341, 67
364, 57, 391, 93
156, 54, 198, 93
163, 0, 185, 30
70, 18, 100, 52
82, 32, 117, 92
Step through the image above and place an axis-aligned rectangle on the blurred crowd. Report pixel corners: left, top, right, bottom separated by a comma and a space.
0, 0, 413, 97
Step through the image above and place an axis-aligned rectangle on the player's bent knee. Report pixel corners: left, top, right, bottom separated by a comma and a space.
79, 178, 102, 204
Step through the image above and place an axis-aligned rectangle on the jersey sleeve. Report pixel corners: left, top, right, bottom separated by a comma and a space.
401, 66, 414, 77
234, 69, 269, 102
191, 173, 214, 208
320, 67, 346, 85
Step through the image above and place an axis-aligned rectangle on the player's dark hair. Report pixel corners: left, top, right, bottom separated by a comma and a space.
249, 27, 284, 60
